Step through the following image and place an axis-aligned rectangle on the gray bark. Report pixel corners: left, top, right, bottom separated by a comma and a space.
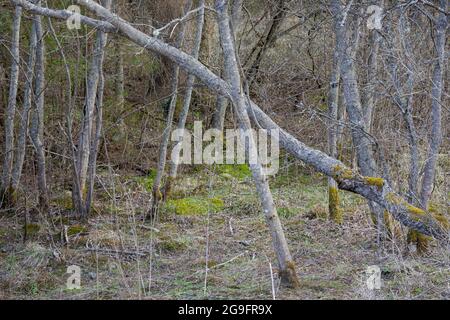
216, 0, 299, 287
29, 5, 48, 210
85, 0, 111, 216
149, 0, 192, 217
1, 5, 22, 206
211, 0, 242, 131
420, 0, 447, 209
77, 17, 109, 201
11, 20, 37, 193
165, 0, 205, 198
327, 6, 342, 223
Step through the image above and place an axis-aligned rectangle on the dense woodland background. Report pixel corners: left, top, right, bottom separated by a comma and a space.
0, 0, 448, 299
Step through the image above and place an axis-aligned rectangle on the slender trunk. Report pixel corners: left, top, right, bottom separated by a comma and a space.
85, 0, 111, 216
362, 26, 380, 132
420, 0, 447, 209
327, 27, 342, 223
76, 13, 108, 204
164, 0, 205, 200
1, 6, 22, 208
211, 0, 241, 131
149, 0, 193, 218
216, 0, 299, 287
30, 6, 48, 210
333, 0, 386, 241
11, 21, 37, 198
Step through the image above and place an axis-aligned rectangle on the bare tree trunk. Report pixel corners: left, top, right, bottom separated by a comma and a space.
216, 0, 299, 287
30, 6, 48, 210
15, 0, 448, 241
76, 11, 109, 207
211, 0, 242, 131
75, 1, 110, 216
382, 11, 418, 241
164, 0, 205, 200
11, 20, 37, 199
149, 0, 193, 218
415, 0, 447, 253
1, 5, 22, 208
420, 0, 447, 209
85, 0, 111, 216
327, 20, 342, 224
333, 0, 387, 243
362, 25, 380, 132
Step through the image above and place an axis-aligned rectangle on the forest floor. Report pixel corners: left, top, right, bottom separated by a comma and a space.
0, 163, 449, 300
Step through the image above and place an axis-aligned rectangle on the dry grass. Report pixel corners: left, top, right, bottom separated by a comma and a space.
0, 164, 449, 300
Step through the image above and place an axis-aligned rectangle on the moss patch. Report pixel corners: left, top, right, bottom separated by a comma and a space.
165, 197, 225, 216
364, 177, 385, 190
215, 164, 251, 180
328, 186, 343, 224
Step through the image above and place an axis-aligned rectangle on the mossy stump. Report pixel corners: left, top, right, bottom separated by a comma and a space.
328, 186, 343, 224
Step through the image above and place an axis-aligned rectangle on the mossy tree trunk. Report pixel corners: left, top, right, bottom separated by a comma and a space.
327, 5, 343, 224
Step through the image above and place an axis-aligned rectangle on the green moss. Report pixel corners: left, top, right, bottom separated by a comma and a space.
134, 169, 158, 192
216, 164, 252, 180
279, 260, 300, 288
165, 197, 224, 216
332, 165, 354, 180
364, 177, 385, 189
328, 187, 343, 224
67, 225, 87, 236
407, 230, 430, 254
406, 204, 426, 216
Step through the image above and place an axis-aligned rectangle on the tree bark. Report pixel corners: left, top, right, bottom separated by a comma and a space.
164, 0, 205, 200
215, 0, 299, 287
29, 4, 48, 210
1, 5, 22, 208
149, 0, 193, 218
11, 19, 37, 198
327, 13, 342, 224
420, 0, 447, 209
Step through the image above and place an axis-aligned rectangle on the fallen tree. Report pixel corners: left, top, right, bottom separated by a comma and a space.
11, 0, 449, 242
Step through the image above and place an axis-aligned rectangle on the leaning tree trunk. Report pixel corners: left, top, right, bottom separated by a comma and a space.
149, 0, 193, 219
14, 0, 448, 243
30, 6, 48, 210
11, 21, 38, 200
216, 0, 299, 287
1, 5, 22, 208
164, 0, 205, 200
